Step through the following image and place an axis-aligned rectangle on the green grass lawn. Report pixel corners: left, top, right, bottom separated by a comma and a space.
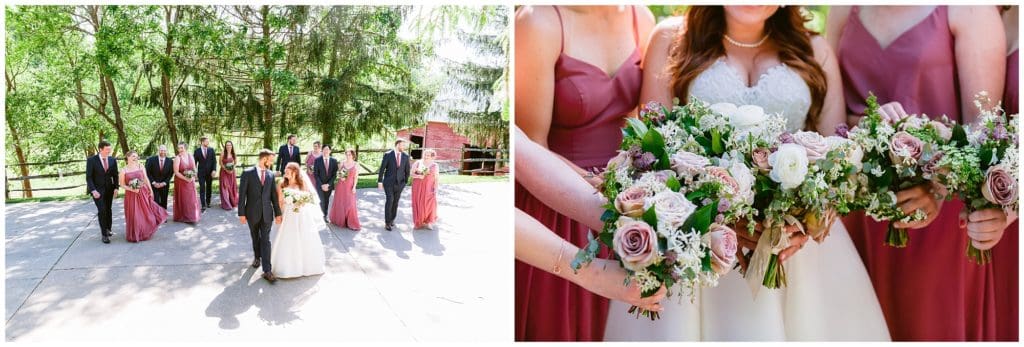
5, 174, 508, 204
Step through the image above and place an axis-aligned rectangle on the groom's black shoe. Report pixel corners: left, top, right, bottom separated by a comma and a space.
251, 258, 261, 268
262, 272, 277, 283
102, 234, 111, 244
102, 229, 112, 237
385, 224, 392, 231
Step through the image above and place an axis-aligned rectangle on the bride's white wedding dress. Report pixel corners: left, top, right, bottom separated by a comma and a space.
604, 58, 890, 341
270, 172, 327, 278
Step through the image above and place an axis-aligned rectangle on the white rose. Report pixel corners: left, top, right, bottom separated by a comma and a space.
669, 151, 710, 177
792, 131, 830, 161
728, 160, 755, 204
768, 143, 809, 190
645, 190, 697, 234
709, 102, 738, 119
728, 105, 768, 131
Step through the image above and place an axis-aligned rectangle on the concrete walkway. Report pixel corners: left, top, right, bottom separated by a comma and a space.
5, 182, 510, 342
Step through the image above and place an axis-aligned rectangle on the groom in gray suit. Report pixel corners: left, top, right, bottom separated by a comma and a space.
238, 149, 283, 283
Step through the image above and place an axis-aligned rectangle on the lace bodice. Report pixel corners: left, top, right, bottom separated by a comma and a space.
689, 58, 812, 132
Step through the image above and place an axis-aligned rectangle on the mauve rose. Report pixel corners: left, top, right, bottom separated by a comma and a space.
633, 152, 657, 171
751, 147, 772, 172
835, 124, 850, 138
889, 131, 924, 164
706, 167, 739, 193
670, 151, 710, 177
779, 132, 795, 144
792, 131, 831, 161
615, 186, 648, 218
707, 224, 738, 275
607, 150, 632, 170
930, 121, 952, 142
613, 219, 660, 271
982, 165, 1018, 206
921, 151, 947, 178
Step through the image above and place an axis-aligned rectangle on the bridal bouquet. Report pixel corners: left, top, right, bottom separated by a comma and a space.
283, 189, 314, 213
128, 178, 142, 190
572, 100, 756, 319
847, 95, 952, 248
933, 93, 1019, 264
183, 169, 196, 181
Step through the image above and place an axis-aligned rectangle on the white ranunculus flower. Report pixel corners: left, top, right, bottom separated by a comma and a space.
645, 190, 697, 235
768, 143, 809, 190
826, 136, 865, 170
728, 160, 756, 204
729, 105, 768, 131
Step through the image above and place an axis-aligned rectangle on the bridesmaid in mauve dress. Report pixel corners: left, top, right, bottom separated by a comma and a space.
829, 5, 1006, 341
173, 142, 201, 223
411, 149, 439, 229
306, 142, 322, 184
514, 5, 654, 341
121, 151, 167, 242
991, 6, 1018, 341
328, 148, 361, 231
219, 141, 239, 210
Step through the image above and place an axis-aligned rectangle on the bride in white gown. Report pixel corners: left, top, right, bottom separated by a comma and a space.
604, 6, 889, 341
270, 162, 326, 279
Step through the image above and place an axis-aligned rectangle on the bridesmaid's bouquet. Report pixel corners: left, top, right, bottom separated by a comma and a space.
933, 93, 1019, 264
573, 100, 756, 319
283, 189, 314, 213
338, 166, 349, 183
128, 178, 142, 190
847, 95, 953, 248
183, 169, 196, 180
224, 162, 235, 172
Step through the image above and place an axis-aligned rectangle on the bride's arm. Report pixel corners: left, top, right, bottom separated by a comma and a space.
515, 126, 605, 231
638, 17, 683, 108
515, 209, 664, 311
811, 36, 847, 136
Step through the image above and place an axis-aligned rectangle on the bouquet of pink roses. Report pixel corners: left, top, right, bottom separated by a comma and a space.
933, 93, 1019, 264
572, 100, 755, 319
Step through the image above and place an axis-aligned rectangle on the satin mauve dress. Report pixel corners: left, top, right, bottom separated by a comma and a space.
412, 161, 439, 228
123, 169, 167, 242
838, 6, 995, 341
328, 162, 361, 231
173, 155, 201, 223
219, 156, 238, 210
306, 152, 321, 184
992, 48, 1018, 342
514, 5, 642, 341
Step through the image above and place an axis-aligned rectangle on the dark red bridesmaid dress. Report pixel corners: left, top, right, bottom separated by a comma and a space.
992, 48, 1018, 342
219, 157, 238, 210
837, 6, 996, 341
173, 155, 201, 223
515, 5, 643, 341
124, 169, 167, 242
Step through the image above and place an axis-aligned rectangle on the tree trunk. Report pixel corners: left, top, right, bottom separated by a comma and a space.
161, 6, 180, 146
104, 75, 130, 155
260, 5, 275, 149
5, 72, 32, 198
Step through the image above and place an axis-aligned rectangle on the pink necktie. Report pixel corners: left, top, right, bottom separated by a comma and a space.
101, 157, 108, 171
260, 170, 265, 185
395, 152, 401, 167
159, 158, 164, 170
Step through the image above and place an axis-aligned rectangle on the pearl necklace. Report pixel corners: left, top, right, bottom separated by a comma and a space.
724, 33, 769, 48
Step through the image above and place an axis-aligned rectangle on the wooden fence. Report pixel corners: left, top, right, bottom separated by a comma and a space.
5, 146, 508, 199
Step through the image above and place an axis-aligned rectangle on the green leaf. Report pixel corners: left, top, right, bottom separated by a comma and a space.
980, 147, 994, 170
711, 129, 724, 155
642, 205, 658, 228
701, 253, 713, 273
641, 127, 671, 170
666, 175, 682, 192
693, 201, 716, 234
685, 190, 708, 202
627, 117, 649, 138
951, 124, 968, 146
601, 209, 617, 222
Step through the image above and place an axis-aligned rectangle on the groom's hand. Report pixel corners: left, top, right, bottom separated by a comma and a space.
377, 183, 383, 190
321, 184, 329, 192
275, 216, 282, 225
239, 216, 247, 225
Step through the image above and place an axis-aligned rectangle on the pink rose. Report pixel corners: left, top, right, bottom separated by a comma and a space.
615, 186, 648, 218
670, 151, 710, 177
792, 131, 830, 161
982, 165, 1018, 207
707, 224, 738, 275
889, 131, 924, 165
751, 147, 772, 172
613, 219, 660, 271
705, 167, 739, 193
921, 151, 948, 178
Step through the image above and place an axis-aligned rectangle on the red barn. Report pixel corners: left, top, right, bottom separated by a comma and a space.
396, 121, 506, 175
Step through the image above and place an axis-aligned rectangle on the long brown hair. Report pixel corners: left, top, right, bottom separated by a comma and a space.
282, 162, 305, 190
667, 6, 827, 130
221, 141, 236, 163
